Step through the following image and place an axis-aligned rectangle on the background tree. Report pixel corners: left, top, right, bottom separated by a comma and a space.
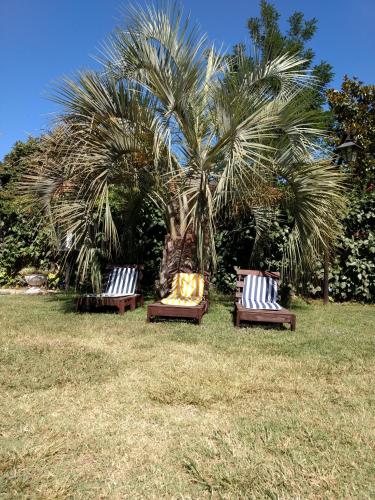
245, 0, 333, 112
0, 138, 55, 285
324, 77, 375, 301
216, 1, 335, 292
25, 4, 344, 295
327, 76, 375, 189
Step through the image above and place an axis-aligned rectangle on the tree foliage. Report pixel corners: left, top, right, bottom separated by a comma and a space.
0, 139, 55, 285
233, 0, 333, 116
327, 76, 375, 188
23, 3, 344, 294
324, 76, 375, 301
215, 76, 375, 302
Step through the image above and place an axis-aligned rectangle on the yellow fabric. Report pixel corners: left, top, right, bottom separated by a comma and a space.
161, 272, 205, 306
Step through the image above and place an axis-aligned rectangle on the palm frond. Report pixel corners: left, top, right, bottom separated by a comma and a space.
23, 3, 345, 289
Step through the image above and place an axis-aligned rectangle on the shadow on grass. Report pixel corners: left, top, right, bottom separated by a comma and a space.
44, 293, 77, 314
44, 293, 306, 337
289, 299, 311, 311
45, 293, 138, 316
149, 317, 201, 326
237, 321, 291, 331
45, 291, 159, 315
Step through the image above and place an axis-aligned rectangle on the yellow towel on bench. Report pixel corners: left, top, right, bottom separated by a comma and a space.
161, 272, 205, 307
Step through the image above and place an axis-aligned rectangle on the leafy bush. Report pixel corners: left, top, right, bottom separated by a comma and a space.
0, 139, 57, 286
0, 207, 54, 286
214, 191, 375, 304
302, 192, 375, 302
1, 138, 374, 302
214, 215, 290, 292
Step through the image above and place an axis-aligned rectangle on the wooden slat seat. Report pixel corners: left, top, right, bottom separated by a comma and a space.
147, 272, 209, 325
76, 264, 144, 316
147, 300, 208, 324
77, 293, 143, 315
234, 269, 296, 330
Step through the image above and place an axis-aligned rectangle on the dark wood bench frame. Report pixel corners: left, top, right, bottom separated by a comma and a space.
147, 272, 209, 325
234, 269, 296, 331
76, 264, 144, 316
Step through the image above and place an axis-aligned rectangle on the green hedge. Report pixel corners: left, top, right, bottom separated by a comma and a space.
213, 191, 375, 303
1, 140, 374, 302
0, 139, 56, 286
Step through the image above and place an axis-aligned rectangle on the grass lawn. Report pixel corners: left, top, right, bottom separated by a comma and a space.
0, 295, 374, 498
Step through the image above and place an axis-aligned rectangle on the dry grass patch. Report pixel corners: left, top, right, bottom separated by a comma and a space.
0, 295, 374, 498
0, 342, 118, 391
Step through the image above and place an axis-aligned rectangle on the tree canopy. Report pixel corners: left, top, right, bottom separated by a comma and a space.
0, 138, 55, 284
230, 0, 333, 123
327, 76, 375, 189
24, 3, 344, 292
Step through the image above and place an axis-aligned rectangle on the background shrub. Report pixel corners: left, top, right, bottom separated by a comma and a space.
0, 139, 57, 286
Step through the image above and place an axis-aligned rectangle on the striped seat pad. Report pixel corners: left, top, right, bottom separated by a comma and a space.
104, 267, 138, 296
161, 272, 205, 307
241, 275, 281, 310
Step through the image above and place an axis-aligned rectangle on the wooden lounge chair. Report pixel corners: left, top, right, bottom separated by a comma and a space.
234, 269, 296, 330
76, 265, 144, 315
147, 272, 209, 324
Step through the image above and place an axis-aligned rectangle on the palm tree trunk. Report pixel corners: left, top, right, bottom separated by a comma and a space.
323, 250, 329, 305
156, 230, 197, 298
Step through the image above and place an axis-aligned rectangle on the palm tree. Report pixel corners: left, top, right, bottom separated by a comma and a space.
26, 3, 344, 294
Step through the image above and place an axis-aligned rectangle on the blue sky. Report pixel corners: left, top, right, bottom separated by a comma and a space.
1, 0, 374, 159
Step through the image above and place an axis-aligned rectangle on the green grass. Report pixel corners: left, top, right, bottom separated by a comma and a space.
0, 295, 374, 498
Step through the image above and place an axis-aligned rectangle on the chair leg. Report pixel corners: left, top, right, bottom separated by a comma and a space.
130, 298, 136, 311
147, 309, 152, 322
118, 302, 125, 316
235, 312, 240, 327
291, 317, 296, 331
139, 295, 144, 307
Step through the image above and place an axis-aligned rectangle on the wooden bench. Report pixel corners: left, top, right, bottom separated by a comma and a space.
147, 272, 209, 325
234, 269, 296, 331
147, 300, 208, 324
77, 293, 143, 315
76, 264, 144, 316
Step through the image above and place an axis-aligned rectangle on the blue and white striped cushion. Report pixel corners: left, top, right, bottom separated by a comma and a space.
104, 267, 138, 296
241, 275, 282, 310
